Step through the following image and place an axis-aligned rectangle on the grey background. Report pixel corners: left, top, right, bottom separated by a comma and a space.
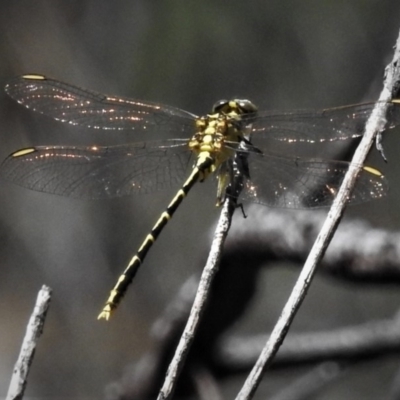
1, 1, 400, 398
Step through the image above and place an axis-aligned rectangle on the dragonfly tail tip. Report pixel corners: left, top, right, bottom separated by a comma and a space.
97, 306, 113, 321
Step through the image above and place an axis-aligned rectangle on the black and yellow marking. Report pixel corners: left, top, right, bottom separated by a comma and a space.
98, 155, 215, 320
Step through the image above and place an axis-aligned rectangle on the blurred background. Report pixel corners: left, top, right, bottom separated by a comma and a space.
1, 1, 400, 399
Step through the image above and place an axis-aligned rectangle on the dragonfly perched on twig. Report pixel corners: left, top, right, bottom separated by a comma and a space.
2, 74, 399, 320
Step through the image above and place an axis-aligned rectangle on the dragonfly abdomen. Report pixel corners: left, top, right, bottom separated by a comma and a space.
98, 155, 214, 320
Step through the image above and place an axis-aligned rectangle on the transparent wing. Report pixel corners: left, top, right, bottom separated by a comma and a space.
251, 102, 400, 144
5, 75, 197, 138
239, 152, 387, 208
0, 140, 192, 199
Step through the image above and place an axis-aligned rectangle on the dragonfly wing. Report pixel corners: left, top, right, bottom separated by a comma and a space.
239, 152, 387, 208
0, 140, 192, 199
251, 102, 400, 144
5, 75, 197, 137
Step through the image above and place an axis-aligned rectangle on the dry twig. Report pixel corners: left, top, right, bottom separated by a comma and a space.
6, 285, 52, 400
157, 197, 237, 399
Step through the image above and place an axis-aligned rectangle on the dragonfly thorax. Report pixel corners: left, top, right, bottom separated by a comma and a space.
188, 99, 258, 181
189, 103, 256, 181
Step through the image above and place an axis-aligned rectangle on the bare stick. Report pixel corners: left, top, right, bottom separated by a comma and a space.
6, 285, 52, 400
157, 197, 236, 400
220, 311, 400, 369
235, 30, 400, 400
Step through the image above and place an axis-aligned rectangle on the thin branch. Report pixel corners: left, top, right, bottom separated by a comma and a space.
235, 29, 400, 400
218, 311, 400, 370
157, 196, 237, 400
224, 207, 400, 284
6, 285, 52, 400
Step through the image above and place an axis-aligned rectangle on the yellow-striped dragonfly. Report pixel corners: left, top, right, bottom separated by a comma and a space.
2, 75, 399, 320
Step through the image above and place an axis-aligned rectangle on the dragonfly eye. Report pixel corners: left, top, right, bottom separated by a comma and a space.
211, 99, 258, 117
212, 99, 229, 113
232, 99, 258, 126
234, 99, 258, 114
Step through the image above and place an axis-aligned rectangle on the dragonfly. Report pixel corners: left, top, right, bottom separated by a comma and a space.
2, 74, 399, 320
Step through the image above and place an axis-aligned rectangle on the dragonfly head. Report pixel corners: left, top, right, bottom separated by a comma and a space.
212, 99, 258, 115
212, 99, 258, 134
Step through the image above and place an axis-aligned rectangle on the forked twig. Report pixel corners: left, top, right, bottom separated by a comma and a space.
6, 285, 52, 400
235, 29, 400, 400
157, 196, 237, 400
